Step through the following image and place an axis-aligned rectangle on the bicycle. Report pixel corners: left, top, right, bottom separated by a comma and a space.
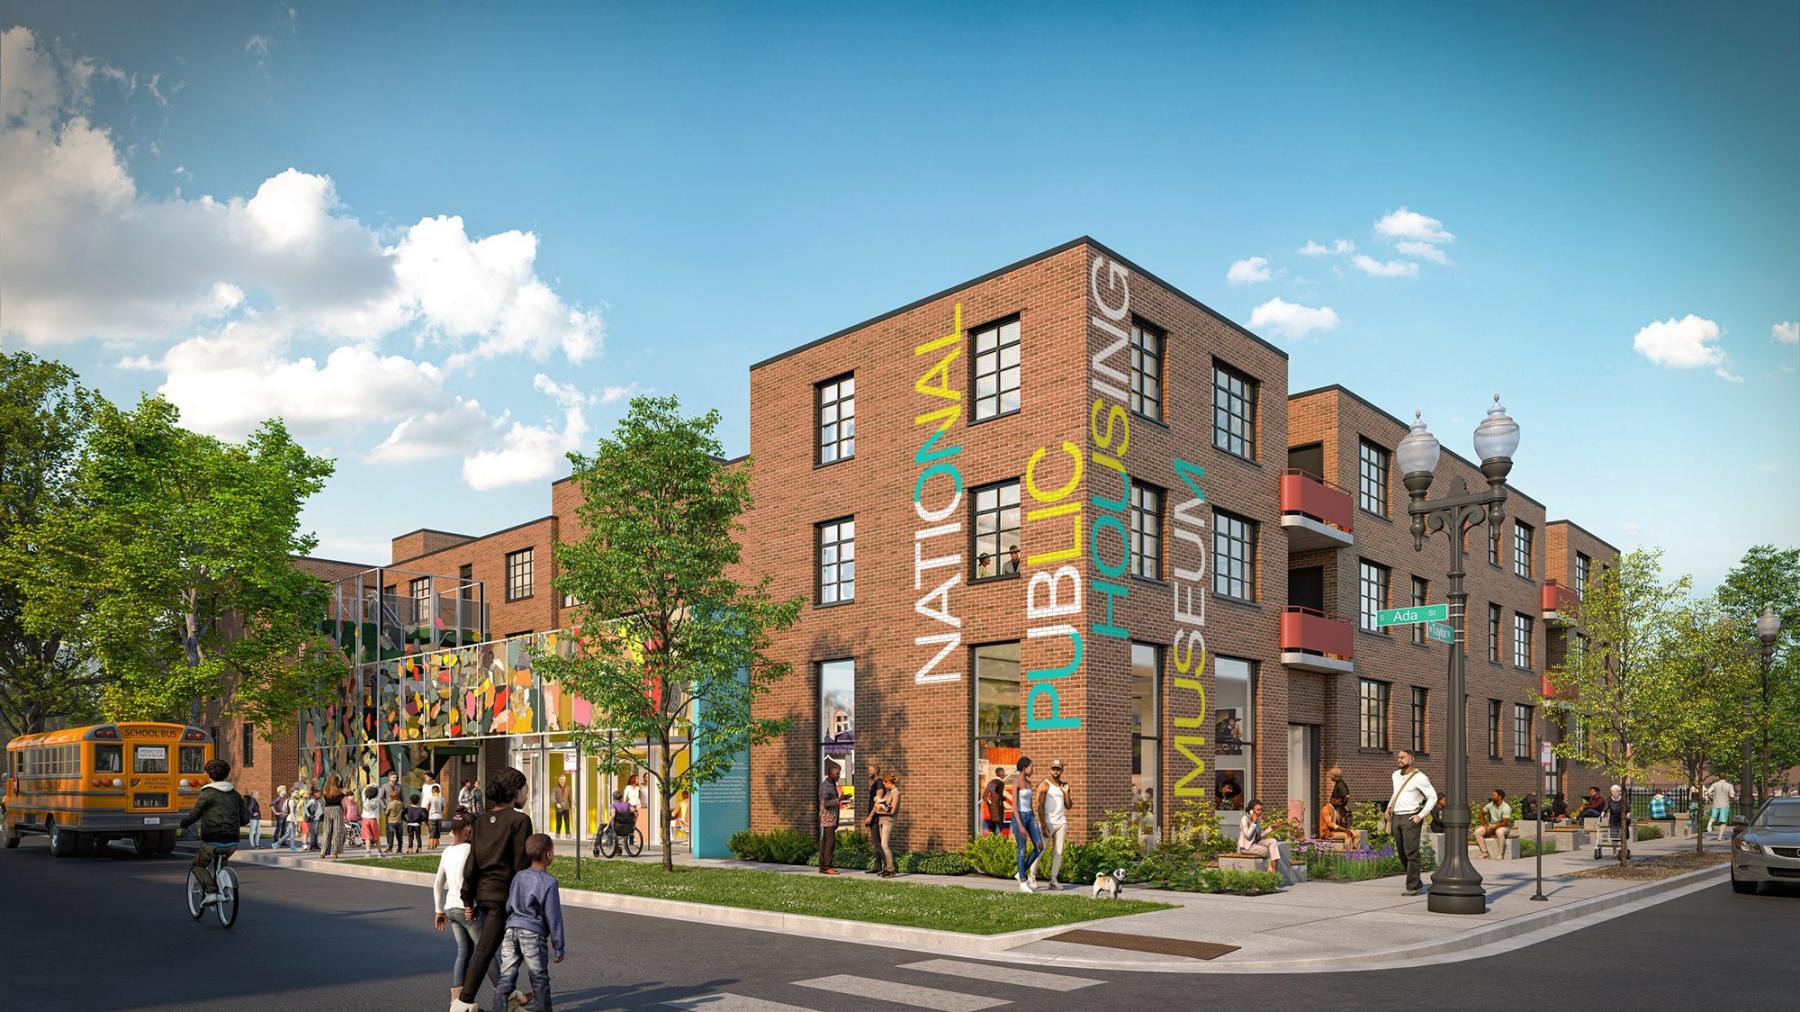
186, 844, 241, 929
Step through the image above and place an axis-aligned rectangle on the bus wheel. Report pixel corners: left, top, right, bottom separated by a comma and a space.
78, 833, 104, 857
49, 822, 79, 858
155, 831, 178, 856
3, 827, 18, 849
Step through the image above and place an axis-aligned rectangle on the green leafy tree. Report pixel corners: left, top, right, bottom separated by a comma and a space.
0, 353, 102, 737
1715, 545, 1800, 801
7, 395, 345, 756
535, 395, 801, 871
1640, 600, 1755, 853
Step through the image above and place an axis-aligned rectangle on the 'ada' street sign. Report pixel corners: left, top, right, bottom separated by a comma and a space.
1376, 603, 1449, 626
1426, 621, 1456, 644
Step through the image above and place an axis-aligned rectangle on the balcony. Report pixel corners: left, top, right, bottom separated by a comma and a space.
1281, 606, 1354, 673
1542, 580, 1578, 623
1541, 671, 1577, 700
1280, 470, 1354, 550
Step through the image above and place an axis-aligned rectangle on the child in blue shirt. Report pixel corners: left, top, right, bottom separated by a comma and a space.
495, 832, 565, 1011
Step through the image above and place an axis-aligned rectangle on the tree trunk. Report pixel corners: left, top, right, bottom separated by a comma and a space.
660, 744, 675, 872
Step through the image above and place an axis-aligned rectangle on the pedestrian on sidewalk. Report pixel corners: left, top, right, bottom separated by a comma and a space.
552, 775, 571, 836
358, 785, 380, 853
305, 788, 323, 851
871, 773, 899, 877
1384, 749, 1436, 896
1707, 777, 1737, 839
1237, 800, 1299, 885
385, 790, 406, 853
319, 776, 346, 859
378, 770, 401, 849
1031, 760, 1071, 889
1475, 789, 1511, 859
981, 769, 1007, 837
818, 760, 842, 875
863, 763, 887, 875
246, 790, 263, 848
344, 788, 362, 853
434, 810, 497, 1009
624, 775, 643, 825
400, 793, 423, 852
427, 783, 447, 850
272, 785, 290, 847
451, 766, 534, 1012
1010, 757, 1044, 893
494, 834, 565, 1012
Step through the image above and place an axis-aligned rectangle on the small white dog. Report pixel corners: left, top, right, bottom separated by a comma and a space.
1092, 867, 1127, 899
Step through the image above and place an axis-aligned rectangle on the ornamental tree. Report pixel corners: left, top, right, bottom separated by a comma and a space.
535, 395, 800, 871
1639, 600, 1756, 853
1715, 545, 1800, 802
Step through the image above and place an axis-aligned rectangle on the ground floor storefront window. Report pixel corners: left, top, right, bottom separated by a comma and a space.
1214, 656, 1256, 831
1131, 643, 1160, 829
819, 658, 856, 824
973, 642, 1021, 835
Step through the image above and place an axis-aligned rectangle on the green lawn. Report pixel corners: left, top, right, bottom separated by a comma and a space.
354, 856, 1172, 934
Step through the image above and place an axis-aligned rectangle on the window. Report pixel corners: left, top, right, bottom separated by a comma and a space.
1358, 560, 1391, 632
971, 481, 1021, 581
561, 589, 579, 609
972, 317, 1021, 420
816, 373, 856, 464
1359, 679, 1390, 750
1410, 687, 1429, 754
1514, 613, 1534, 669
505, 549, 534, 601
134, 745, 169, 774
241, 723, 254, 767
1514, 522, 1534, 579
410, 576, 431, 606
458, 563, 473, 600
1358, 440, 1389, 516
1131, 643, 1161, 825
1514, 704, 1533, 759
1410, 577, 1429, 645
1129, 320, 1164, 420
819, 659, 856, 825
1489, 523, 1502, 567
973, 642, 1021, 833
1213, 361, 1258, 459
1576, 552, 1591, 600
1213, 510, 1258, 601
1488, 604, 1502, 662
1573, 632, 1589, 668
1215, 657, 1256, 812
1129, 482, 1163, 580
1488, 700, 1503, 758
817, 517, 856, 604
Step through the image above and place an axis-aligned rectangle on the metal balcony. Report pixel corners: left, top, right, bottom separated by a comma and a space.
1280, 605, 1354, 673
1542, 580, 1578, 623
1280, 469, 1354, 550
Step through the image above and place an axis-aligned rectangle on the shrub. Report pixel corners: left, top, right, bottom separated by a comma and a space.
806, 829, 873, 868
896, 850, 972, 876
1059, 834, 1145, 885
1260, 807, 1304, 843
1636, 824, 1664, 842
1168, 796, 1228, 858
1350, 801, 1392, 847
1519, 838, 1557, 858
965, 833, 1019, 878
726, 830, 767, 862
1140, 863, 1283, 894
1295, 838, 1436, 881
764, 827, 820, 865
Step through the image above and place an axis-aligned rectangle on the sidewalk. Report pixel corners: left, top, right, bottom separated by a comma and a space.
220, 831, 1729, 972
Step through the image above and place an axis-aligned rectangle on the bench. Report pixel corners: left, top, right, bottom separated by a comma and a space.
1219, 843, 1306, 882
1546, 826, 1590, 848
1315, 829, 1371, 852
1427, 832, 1521, 860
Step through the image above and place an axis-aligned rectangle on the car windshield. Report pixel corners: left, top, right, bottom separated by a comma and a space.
1755, 802, 1800, 828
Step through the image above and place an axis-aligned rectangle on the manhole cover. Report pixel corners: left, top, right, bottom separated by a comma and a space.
1045, 929, 1240, 960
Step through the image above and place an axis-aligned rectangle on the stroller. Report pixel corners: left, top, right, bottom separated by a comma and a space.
594, 806, 644, 858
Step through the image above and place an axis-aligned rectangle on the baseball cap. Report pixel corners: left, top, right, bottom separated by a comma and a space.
1049, 759, 1064, 769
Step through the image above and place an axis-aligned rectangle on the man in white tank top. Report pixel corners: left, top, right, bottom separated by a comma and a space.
1031, 760, 1073, 890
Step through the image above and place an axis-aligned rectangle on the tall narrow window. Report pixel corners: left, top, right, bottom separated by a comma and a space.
1410, 687, 1429, 754
1212, 362, 1258, 460
1489, 523, 1502, 567
241, 723, 254, 767
816, 373, 855, 464
1358, 440, 1389, 516
1131, 643, 1161, 825
1488, 700, 1502, 758
1358, 560, 1391, 632
816, 518, 855, 604
972, 317, 1021, 421
1573, 632, 1589, 668
1215, 657, 1256, 813
819, 659, 856, 824
973, 642, 1021, 834
1488, 604, 1502, 662
1129, 320, 1164, 420
505, 549, 534, 602
1575, 552, 1591, 600
972, 480, 1021, 581
458, 563, 473, 601
1410, 577, 1429, 645
1213, 510, 1258, 601
1514, 613, 1534, 669
1514, 521, 1534, 578
1129, 481, 1163, 580
1514, 704, 1533, 759
1359, 679, 1390, 750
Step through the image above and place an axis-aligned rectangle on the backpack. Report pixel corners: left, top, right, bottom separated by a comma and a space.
305, 797, 322, 819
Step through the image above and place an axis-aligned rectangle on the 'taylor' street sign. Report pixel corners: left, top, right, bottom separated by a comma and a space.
1426, 621, 1456, 644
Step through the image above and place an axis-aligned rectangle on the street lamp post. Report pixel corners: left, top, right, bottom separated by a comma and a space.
1755, 605, 1781, 811
1397, 395, 1521, 916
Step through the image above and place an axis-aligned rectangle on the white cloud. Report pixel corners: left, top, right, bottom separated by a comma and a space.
368, 397, 494, 463
1774, 321, 1799, 345
244, 35, 271, 58
1621, 521, 1645, 540
1375, 206, 1455, 246
600, 383, 641, 404
1632, 314, 1739, 381
1249, 297, 1340, 339
1351, 255, 1419, 278
1226, 256, 1273, 285
1395, 240, 1451, 265
462, 374, 592, 490
1298, 239, 1355, 256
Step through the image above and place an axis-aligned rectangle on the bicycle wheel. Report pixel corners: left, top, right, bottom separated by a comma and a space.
215, 866, 239, 929
625, 828, 643, 857
185, 869, 205, 920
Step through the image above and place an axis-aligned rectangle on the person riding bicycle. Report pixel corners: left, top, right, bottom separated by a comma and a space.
179, 758, 248, 906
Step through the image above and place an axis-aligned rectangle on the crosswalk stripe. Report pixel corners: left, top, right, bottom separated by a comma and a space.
663, 994, 822, 1011
898, 959, 1104, 992
793, 974, 1008, 1011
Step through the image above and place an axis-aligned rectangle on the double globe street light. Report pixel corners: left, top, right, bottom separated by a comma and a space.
1395, 395, 1522, 915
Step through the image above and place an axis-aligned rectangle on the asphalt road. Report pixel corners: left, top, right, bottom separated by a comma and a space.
3, 835, 1796, 1011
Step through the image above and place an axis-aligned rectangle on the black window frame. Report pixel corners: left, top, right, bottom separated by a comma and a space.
1212, 360, 1259, 461
241, 723, 254, 767
1514, 521, 1534, 579
1212, 508, 1258, 602
1358, 439, 1390, 516
1575, 552, 1591, 601
816, 372, 856, 465
1514, 703, 1533, 760
1488, 700, 1503, 758
1488, 604, 1502, 662
816, 516, 856, 605
1129, 480, 1164, 581
1129, 318, 1165, 421
458, 563, 474, 601
1358, 559, 1391, 633
1514, 612, 1534, 669
1410, 576, 1429, 645
970, 315, 1022, 422
1410, 686, 1429, 754
504, 548, 534, 602
1359, 679, 1390, 751
970, 480, 1022, 583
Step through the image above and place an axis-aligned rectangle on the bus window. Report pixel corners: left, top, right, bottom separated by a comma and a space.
95, 744, 124, 773
134, 745, 169, 774
179, 746, 206, 774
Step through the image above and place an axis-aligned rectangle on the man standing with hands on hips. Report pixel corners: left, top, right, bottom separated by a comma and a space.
1386, 749, 1438, 896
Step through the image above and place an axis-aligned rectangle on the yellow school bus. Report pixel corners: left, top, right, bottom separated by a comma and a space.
4, 722, 215, 857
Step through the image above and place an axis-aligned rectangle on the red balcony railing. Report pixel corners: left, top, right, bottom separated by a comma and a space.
1541, 672, 1577, 700
1280, 469, 1354, 534
1281, 605, 1353, 661
1542, 580, 1577, 618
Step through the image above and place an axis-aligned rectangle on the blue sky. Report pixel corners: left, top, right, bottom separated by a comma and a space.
3, 1, 1795, 589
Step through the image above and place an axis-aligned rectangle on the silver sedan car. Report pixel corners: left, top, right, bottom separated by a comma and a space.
1732, 797, 1800, 894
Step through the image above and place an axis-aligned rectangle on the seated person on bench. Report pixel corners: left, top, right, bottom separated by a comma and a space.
1474, 789, 1512, 858
1576, 786, 1606, 823
1648, 790, 1670, 821
1319, 795, 1358, 847
1548, 792, 1572, 825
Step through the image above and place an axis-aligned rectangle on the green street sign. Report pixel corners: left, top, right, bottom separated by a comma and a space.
1426, 621, 1456, 644
1376, 603, 1450, 626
